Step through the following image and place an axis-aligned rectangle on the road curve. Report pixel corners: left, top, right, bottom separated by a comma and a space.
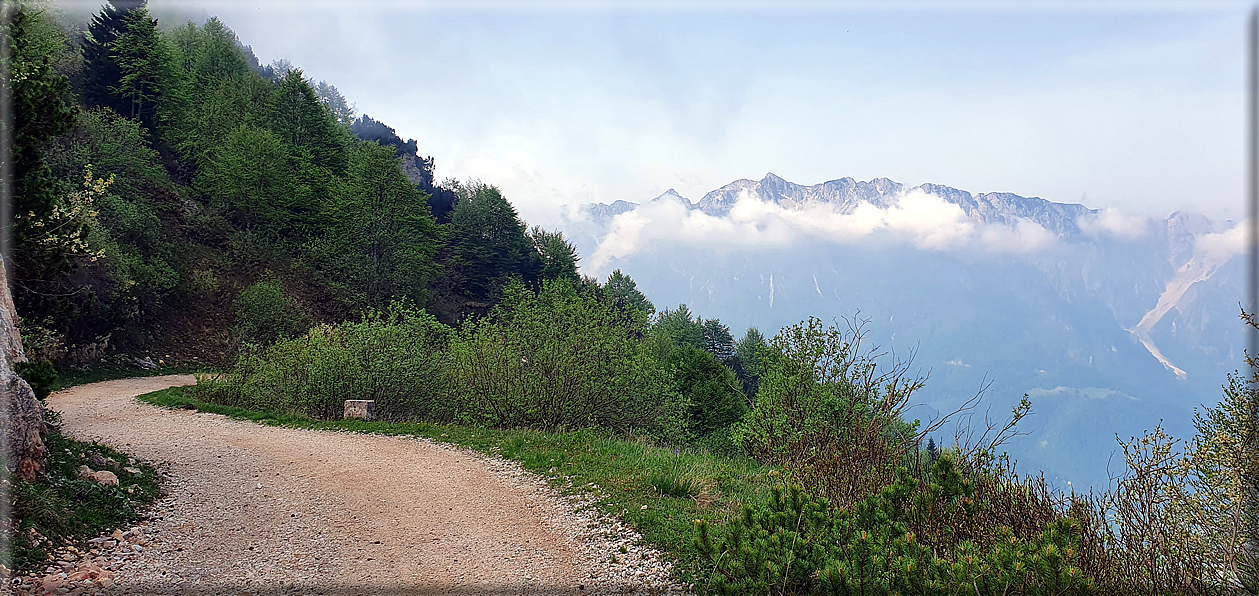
49, 375, 677, 595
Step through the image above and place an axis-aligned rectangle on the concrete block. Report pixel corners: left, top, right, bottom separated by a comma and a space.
343, 400, 377, 421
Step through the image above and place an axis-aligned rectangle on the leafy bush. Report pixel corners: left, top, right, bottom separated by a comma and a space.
234, 279, 311, 346
15, 359, 59, 400
196, 302, 454, 420
663, 344, 748, 440
733, 317, 927, 509
446, 279, 684, 437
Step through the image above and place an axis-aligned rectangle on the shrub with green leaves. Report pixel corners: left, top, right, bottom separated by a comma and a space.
196, 302, 453, 420
233, 279, 311, 346
733, 317, 926, 509
447, 279, 685, 438
15, 359, 59, 400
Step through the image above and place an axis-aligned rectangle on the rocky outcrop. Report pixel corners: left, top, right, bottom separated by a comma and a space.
0, 258, 47, 481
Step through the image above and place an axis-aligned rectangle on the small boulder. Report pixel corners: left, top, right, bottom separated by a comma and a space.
77, 466, 119, 486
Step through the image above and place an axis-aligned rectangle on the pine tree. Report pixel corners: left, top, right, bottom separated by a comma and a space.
81, 0, 144, 115
2, 4, 77, 296
110, 7, 172, 131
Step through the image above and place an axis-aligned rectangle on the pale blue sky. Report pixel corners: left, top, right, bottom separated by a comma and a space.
124, 1, 1251, 223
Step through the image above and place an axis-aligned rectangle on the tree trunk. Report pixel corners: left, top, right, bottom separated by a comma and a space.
0, 258, 47, 481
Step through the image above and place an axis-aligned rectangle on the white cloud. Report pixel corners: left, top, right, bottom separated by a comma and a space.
1079, 208, 1153, 238
1194, 220, 1250, 263
588, 188, 1059, 272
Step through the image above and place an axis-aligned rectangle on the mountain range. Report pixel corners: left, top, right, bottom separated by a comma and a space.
561, 173, 1248, 489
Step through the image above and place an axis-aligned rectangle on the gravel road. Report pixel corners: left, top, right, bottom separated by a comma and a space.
36, 376, 685, 595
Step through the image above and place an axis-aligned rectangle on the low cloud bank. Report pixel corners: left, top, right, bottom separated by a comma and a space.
1195, 221, 1251, 263
589, 189, 1059, 272
1078, 208, 1153, 238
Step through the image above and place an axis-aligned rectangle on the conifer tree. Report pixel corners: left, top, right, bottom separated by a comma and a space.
81, 0, 143, 115
110, 7, 172, 131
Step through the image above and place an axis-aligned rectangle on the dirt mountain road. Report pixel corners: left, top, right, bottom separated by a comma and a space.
47, 376, 680, 595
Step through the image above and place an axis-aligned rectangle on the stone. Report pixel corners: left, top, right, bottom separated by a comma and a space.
123, 466, 141, 475
83, 470, 118, 486
343, 400, 376, 421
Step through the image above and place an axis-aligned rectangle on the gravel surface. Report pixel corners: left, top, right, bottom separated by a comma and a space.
19, 376, 688, 595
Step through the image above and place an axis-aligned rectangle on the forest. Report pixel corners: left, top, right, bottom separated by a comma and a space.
4, 0, 1257, 593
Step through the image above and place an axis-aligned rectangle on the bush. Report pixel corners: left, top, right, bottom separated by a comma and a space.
446, 279, 684, 437
196, 302, 454, 420
663, 344, 748, 441
732, 317, 926, 509
695, 462, 1093, 595
234, 279, 310, 346
15, 359, 59, 400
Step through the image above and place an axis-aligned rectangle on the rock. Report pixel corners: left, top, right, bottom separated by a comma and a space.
0, 258, 46, 481
123, 466, 140, 475
342, 400, 376, 421
88, 453, 114, 469
82, 469, 118, 486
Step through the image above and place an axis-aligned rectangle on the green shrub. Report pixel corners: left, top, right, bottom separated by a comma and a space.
733, 317, 925, 510
695, 465, 1093, 595
446, 279, 684, 437
15, 359, 59, 400
234, 279, 310, 346
663, 344, 748, 441
196, 301, 453, 420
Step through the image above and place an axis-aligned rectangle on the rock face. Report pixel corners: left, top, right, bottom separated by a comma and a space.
0, 258, 47, 481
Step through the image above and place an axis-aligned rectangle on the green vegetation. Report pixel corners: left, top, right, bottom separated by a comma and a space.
6, 1, 1255, 593
8, 419, 161, 574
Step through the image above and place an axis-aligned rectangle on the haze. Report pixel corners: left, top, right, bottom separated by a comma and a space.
61, 0, 1250, 225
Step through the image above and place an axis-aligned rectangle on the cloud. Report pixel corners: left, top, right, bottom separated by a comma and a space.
588, 188, 1059, 272
1194, 220, 1250, 263
1079, 207, 1152, 238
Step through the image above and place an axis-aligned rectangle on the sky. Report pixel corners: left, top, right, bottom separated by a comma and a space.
69, 0, 1252, 225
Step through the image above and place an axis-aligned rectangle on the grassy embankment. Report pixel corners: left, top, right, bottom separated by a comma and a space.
8, 419, 162, 574
137, 384, 775, 586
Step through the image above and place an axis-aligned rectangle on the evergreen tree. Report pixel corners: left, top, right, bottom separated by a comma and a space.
271, 69, 348, 175
3, 4, 78, 301
109, 7, 173, 131
528, 226, 579, 282
603, 269, 654, 318
446, 181, 540, 300
701, 317, 736, 362
307, 141, 441, 308
733, 326, 768, 398
653, 304, 705, 350
80, 0, 143, 115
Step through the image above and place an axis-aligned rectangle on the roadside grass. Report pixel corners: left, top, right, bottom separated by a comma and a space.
53, 363, 203, 391
9, 414, 162, 574
138, 385, 776, 585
